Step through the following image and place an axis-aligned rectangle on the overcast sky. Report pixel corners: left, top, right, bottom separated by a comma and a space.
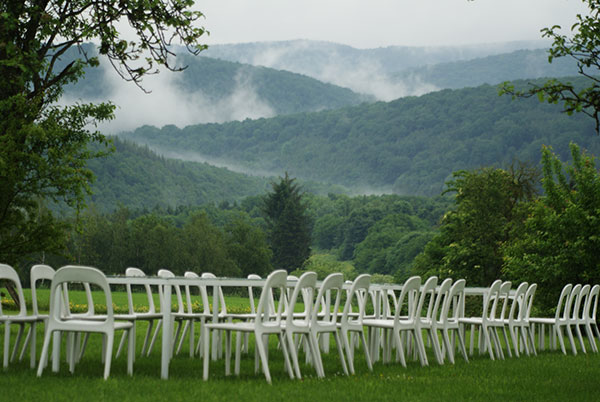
197, 0, 589, 48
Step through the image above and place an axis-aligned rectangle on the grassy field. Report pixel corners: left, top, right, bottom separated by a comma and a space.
1, 291, 600, 401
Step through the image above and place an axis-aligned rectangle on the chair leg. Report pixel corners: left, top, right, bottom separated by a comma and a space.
502, 327, 512, 358
555, 325, 567, 354
360, 330, 373, 371
4, 322, 11, 369
127, 328, 134, 376
565, 325, 577, 355
19, 325, 32, 362
333, 331, 349, 375
392, 330, 407, 368
286, 331, 301, 379
147, 319, 162, 357
10, 323, 24, 363
37, 329, 53, 377
254, 332, 272, 384
225, 330, 231, 376
103, 332, 114, 380
235, 331, 242, 375
455, 328, 469, 363
116, 331, 128, 359
52, 331, 61, 372
585, 323, 598, 353
141, 319, 154, 356
308, 332, 324, 377
575, 324, 586, 353
278, 333, 294, 379
441, 329, 455, 364
340, 330, 355, 375
202, 327, 210, 381
30, 322, 38, 369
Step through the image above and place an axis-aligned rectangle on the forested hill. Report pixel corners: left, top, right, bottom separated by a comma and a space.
392, 48, 578, 90
85, 138, 271, 212
122, 78, 600, 197
63, 47, 370, 119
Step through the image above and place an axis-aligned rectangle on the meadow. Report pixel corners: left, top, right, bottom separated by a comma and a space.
1, 289, 600, 401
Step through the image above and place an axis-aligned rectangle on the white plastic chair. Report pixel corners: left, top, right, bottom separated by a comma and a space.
19, 264, 55, 368
306, 272, 347, 377
116, 267, 163, 358
502, 282, 528, 357
459, 279, 503, 360
36, 265, 134, 379
336, 274, 373, 375
176, 271, 212, 357
280, 271, 321, 379
582, 284, 600, 353
419, 277, 450, 365
363, 275, 421, 367
530, 283, 573, 354
570, 284, 588, 354
438, 278, 469, 364
0, 263, 38, 369
202, 269, 294, 383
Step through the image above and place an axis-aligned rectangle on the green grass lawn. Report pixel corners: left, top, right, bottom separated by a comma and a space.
2, 291, 600, 401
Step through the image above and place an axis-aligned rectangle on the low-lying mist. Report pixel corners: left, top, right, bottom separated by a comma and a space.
60, 60, 275, 134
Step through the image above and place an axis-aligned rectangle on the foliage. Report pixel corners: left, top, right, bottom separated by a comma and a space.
501, 0, 600, 133
290, 253, 357, 281
411, 164, 539, 286
85, 137, 271, 212
0, 0, 207, 264
125, 79, 600, 196
503, 143, 600, 311
262, 174, 311, 272
61, 207, 272, 278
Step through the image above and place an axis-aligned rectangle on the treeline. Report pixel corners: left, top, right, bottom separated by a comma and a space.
37, 192, 448, 283
124, 78, 600, 196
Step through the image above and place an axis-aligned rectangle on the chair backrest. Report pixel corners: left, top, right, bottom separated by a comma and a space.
255, 270, 288, 327
286, 271, 317, 326
416, 276, 438, 322
565, 284, 582, 322
394, 276, 421, 323
523, 283, 537, 321
340, 274, 371, 326
312, 272, 344, 326
577, 284, 591, 321
158, 269, 185, 314
585, 284, 600, 323
125, 267, 156, 314
492, 280, 512, 320
554, 283, 573, 321
247, 274, 262, 314
443, 278, 466, 322
184, 271, 210, 315
507, 282, 528, 323
483, 279, 503, 322
50, 266, 113, 324
201, 272, 227, 316
432, 278, 453, 324
0, 263, 27, 317
30, 264, 56, 316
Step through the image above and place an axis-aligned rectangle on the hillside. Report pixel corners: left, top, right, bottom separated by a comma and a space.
85, 138, 271, 212
61, 46, 370, 130
122, 78, 600, 197
392, 48, 579, 90
202, 40, 551, 100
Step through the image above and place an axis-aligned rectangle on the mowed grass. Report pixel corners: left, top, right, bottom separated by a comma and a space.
1, 291, 600, 401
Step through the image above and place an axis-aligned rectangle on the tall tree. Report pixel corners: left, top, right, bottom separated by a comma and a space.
0, 0, 207, 264
501, 0, 600, 134
503, 144, 600, 311
262, 173, 311, 272
411, 164, 538, 285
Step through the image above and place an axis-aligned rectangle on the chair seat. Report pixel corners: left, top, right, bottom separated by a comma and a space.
362, 318, 394, 329
529, 317, 557, 325
205, 321, 282, 333
0, 315, 39, 323
458, 317, 484, 325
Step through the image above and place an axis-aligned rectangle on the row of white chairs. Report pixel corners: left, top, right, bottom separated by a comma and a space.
2, 263, 599, 381
530, 283, 600, 355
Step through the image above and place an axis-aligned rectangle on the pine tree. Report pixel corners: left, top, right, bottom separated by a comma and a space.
262, 173, 311, 272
